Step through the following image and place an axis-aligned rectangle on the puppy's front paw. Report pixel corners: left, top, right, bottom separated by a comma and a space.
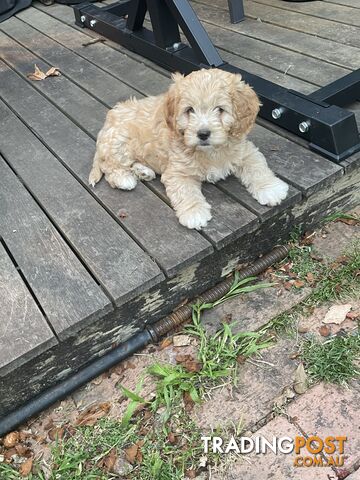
254, 178, 289, 207
178, 203, 212, 230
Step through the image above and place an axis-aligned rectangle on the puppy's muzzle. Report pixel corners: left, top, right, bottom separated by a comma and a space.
197, 129, 211, 146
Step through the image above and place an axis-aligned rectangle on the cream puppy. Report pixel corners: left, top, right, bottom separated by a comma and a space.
89, 69, 288, 230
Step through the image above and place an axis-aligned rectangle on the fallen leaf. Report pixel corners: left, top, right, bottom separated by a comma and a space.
223, 313, 233, 324
3, 432, 19, 448
236, 354, 247, 364
284, 280, 294, 291
167, 432, 177, 444
159, 337, 172, 350
82, 38, 105, 47
346, 310, 360, 320
199, 455, 207, 468
306, 272, 315, 284
15, 444, 32, 457
125, 444, 138, 464
319, 325, 331, 337
27, 64, 60, 81
336, 217, 359, 226
98, 448, 117, 472
75, 402, 111, 426
323, 304, 352, 325
183, 391, 195, 412
45, 67, 60, 77
173, 334, 191, 347
183, 360, 202, 373
293, 363, 308, 394
175, 354, 193, 364
19, 458, 33, 477
293, 280, 305, 289
185, 469, 197, 478
4, 448, 17, 460
48, 427, 65, 441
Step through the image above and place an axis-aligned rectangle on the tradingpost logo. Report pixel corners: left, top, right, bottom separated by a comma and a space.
202, 435, 347, 467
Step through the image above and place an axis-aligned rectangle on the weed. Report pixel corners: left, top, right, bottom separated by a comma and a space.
301, 332, 360, 385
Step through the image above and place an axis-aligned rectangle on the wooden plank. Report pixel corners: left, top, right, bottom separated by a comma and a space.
191, 1, 360, 70
23, 4, 171, 97
34, 2, 316, 95
242, 0, 360, 48
0, 31, 107, 139
0, 98, 163, 306
0, 17, 140, 108
0, 155, 112, 339
149, 179, 259, 249
0, 60, 212, 277
324, 0, 360, 8
247, 0, 360, 26
249, 125, 343, 196
0, 241, 57, 376
218, 178, 301, 221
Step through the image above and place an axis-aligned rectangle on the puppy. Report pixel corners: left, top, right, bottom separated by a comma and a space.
89, 69, 288, 230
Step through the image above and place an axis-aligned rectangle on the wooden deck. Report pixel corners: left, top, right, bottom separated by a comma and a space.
0, 0, 359, 416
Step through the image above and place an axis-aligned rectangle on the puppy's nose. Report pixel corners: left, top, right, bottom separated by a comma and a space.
197, 129, 211, 141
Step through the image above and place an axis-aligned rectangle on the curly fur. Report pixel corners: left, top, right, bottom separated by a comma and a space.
89, 69, 288, 229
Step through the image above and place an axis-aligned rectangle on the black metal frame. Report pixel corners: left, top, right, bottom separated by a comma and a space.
74, 0, 360, 163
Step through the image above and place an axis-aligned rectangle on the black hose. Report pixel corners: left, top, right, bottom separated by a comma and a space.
0, 245, 289, 437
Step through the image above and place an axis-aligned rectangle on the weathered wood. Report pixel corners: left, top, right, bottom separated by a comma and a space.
20, 5, 171, 97
0, 61, 212, 278
0, 97, 163, 307
241, 0, 360, 48
0, 31, 107, 139
1, 16, 139, 107
0, 155, 112, 339
218, 178, 301, 221
247, 0, 360, 26
191, 1, 359, 71
1, 162, 358, 417
149, 178, 259, 249
33, 2, 316, 96
0, 241, 57, 377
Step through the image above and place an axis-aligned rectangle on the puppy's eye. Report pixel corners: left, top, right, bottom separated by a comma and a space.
185, 106, 194, 114
215, 106, 225, 113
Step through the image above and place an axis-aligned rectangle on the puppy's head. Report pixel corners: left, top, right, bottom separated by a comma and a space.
165, 69, 260, 149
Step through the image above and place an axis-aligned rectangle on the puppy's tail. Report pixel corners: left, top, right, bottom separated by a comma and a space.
89, 152, 103, 187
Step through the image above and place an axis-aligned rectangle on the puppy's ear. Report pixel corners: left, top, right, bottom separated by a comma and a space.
230, 74, 260, 138
164, 83, 179, 131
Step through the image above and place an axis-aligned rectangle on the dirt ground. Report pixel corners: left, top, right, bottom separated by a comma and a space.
0, 210, 359, 480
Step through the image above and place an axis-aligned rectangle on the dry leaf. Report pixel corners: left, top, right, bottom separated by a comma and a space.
183, 391, 195, 412
319, 325, 331, 337
185, 469, 197, 478
173, 334, 191, 347
297, 326, 309, 334
19, 458, 33, 477
323, 304, 352, 325
48, 427, 65, 441
336, 217, 359, 226
293, 279, 305, 289
183, 360, 202, 373
27, 64, 60, 81
75, 402, 111, 426
125, 444, 138, 464
98, 448, 117, 472
3, 432, 19, 448
167, 432, 177, 444
306, 272, 315, 284
293, 363, 308, 394
159, 337, 172, 350
346, 310, 360, 320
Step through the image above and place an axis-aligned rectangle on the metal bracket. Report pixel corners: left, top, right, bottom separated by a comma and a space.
74, 0, 360, 163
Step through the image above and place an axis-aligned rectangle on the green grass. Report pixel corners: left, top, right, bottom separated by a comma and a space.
301, 332, 360, 385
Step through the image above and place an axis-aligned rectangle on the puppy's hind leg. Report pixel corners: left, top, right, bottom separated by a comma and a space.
105, 168, 138, 190
89, 151, 103, 187
131, 162, 156, 182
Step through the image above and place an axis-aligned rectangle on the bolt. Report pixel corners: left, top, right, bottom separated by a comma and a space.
271, 107, 284, 120
90, 19, 97, 27
299, 121, 310, 133
172, 42, 181, 50
80, 15, 86, 23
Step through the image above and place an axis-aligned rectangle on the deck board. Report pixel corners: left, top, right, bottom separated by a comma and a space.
0, 0, 359, 417
0, 92, 163, 308
0, 61, 212, 278
0, 241, 57, 376
0, 154, 112, 339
